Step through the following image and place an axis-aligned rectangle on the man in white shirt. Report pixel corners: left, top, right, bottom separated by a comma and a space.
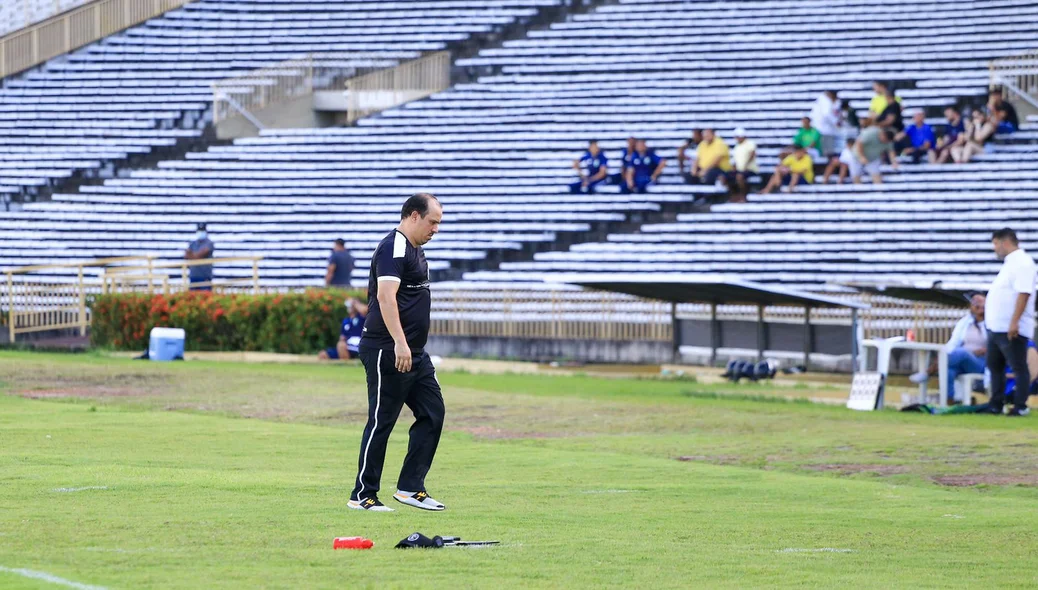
809, 90, 841, 157
985, 228, 1036, 415
730, 127, 757, 202
909, 294, 987, 403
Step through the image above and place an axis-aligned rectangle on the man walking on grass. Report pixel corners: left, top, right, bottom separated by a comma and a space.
349, 193, 447, 512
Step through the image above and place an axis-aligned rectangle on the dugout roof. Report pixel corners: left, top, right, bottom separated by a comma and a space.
842, 282, 982, 308
553, 274, 867, 309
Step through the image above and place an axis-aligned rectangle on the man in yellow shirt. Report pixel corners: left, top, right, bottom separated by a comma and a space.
691, 128, 732, 186
760, 145, 814, 194
869, 81, 902, 118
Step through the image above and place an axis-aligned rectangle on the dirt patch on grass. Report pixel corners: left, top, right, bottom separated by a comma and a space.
804, 463, 909, 476
458, 426, 556, 440
676, 455, 742, 465
932, 474, 1038, 487
20, 387, 152, 399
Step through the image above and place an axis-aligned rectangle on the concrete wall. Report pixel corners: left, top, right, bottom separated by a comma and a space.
215, 94, 339, 140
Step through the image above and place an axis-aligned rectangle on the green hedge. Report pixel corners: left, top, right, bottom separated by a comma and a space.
90, 289, 365, 353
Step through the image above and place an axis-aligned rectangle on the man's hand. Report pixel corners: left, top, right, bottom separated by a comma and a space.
974, 347, 987, 357
394, 340, 412, 372
1009, 319, 1020, 340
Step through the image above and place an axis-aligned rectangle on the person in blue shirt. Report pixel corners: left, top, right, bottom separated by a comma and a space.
936, 106, 965, 164
1003, 338, 1038, 400
568, 140, 609, 194
318, 298, 369, 361
609, 136, 636, 185
621, 139, 666, 194
184, 222, 214, 291
902, 110, 936, 164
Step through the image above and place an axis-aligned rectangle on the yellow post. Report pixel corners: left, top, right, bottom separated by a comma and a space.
77, 265, 86, 336
147, 257, 154, 295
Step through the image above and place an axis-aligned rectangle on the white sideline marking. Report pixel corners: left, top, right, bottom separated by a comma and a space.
52, 486, 108, 493
581, 489, 635, 494
776, 548, 854, 553
943, 514, 965, 519
0, 566, 109, 590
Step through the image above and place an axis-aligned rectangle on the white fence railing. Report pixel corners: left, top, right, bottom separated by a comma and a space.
990, 50, 1038, 109
0, 0, 192, 79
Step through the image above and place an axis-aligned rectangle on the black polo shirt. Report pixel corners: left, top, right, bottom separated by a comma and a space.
360, 229, 431, 353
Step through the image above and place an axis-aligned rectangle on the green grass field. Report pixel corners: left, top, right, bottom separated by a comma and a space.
2, 351, 1037, 589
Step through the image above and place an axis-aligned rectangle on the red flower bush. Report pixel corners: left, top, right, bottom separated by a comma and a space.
89, 288, 364, 352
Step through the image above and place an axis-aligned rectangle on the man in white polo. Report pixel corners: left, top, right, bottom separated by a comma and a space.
985, 228, 1036, 416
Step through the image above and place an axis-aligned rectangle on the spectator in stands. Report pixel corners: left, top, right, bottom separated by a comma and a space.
677, 129, 704, 183
839, 98, 860, 132
184, 222, 214, 291
809, 90, 841, 157
760, 144, 813, 194
622, 139, 666, 193
909, 294, 987, 404
783, 117, 823, 161
936, 106, 965, 164
822, 137, 856, 184
874, 87, 904, 136
869, 81, 900, 117
730, 127, 758, 201
851, 126, 898, 184
690, 129, 732, 187
325, 238, 355, 288
569, 140, 609, 193
610, 136, 637, 185
318, 298, 369, 361
950, 110, 996, 164
987, 88, 1019, 134
902, 110, 937, 164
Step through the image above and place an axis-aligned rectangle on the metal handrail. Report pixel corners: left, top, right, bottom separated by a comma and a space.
989, 50, 1038, 106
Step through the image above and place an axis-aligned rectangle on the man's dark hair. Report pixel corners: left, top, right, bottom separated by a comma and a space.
587, 139, 597, 146
992, 227, 1018, 244
874, 80, 888, 89
401, 193, 439, 220
334, 238, 345, 246
944, 105, 959, 115
989, 87, 1003, 96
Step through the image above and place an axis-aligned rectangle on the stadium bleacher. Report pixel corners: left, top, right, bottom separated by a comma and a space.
0, 0, 559, 202
2, 0, 1036, 294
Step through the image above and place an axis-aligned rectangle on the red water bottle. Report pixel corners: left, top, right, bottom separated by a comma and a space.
906, 329, 916, 342
334, 536, 373, 550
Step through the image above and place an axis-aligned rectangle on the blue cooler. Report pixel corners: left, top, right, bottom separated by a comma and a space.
148, 327, 185, 361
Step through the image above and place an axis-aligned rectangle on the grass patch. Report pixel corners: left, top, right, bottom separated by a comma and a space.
1, 351, 1038, 587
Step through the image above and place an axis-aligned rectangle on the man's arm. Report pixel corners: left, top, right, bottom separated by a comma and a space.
325, 263, 336, 286
589, 167, 608, 183
651, 158, 666, 182
376, 280, 412, 372
887, 148, 899, 170
573, 158, 586, 179
854, 138, 867, 163
944, 315, 970, 353
624, 166, 634, 187
1009, 292, 1030, 339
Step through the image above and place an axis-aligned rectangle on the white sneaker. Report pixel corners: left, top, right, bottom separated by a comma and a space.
348, 498, 394, 512
908, 371, 929, 384
393, 490, 445, 511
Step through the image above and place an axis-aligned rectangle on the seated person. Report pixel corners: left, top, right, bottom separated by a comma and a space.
789, 117, 823, 161
935, 106, 965, 164
987, 88, 1019, 135
822, 137, 856, 184
690, 128, 731, 186
610, 136, 636, 184
318, 298, 368, 361
869, 81, 900, 118
902, 110, 936, 164
622, 139, 665, 193
730, 127, 757, 202
677, 129, 703, 183
760, 145, 813, 194
569, 140, 609, 193
950, 110, 996, 164
910, 294, 986, 403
